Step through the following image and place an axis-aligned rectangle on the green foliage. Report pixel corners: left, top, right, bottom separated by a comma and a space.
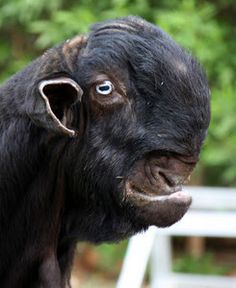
173, 253, 232, 275
95, 240, 128, 274
0, 0, 235, 185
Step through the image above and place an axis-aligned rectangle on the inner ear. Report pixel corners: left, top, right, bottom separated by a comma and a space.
39, 78, 81, 122
38, 77, 82, 135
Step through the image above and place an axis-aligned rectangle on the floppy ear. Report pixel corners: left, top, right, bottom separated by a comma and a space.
25, 35, 87, 136
29, 77, 83, 137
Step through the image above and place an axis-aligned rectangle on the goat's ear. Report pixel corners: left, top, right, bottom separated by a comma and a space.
29, 77, 83, 137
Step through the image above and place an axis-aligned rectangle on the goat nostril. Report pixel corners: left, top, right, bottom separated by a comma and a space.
145, 161, 159, 186
159, 171, 175, 187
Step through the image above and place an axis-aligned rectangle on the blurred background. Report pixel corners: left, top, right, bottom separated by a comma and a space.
0, 0, 235, 287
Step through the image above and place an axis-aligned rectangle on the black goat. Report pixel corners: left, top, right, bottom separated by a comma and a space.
0, 16, 210, 287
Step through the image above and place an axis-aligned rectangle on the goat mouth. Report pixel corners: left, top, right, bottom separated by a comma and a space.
123, 153, 194, 227
124, 180, 192, 228
125, 181, 191, 205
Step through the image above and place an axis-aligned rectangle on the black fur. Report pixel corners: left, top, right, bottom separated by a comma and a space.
0, 16, 210, 287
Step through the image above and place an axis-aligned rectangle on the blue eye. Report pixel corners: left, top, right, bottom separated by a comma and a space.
96, 80, 113, 95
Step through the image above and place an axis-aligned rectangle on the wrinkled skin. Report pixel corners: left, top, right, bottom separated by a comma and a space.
0, 16, 210, 287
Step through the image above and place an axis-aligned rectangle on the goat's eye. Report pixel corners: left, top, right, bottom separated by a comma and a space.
95, 81, 113, 95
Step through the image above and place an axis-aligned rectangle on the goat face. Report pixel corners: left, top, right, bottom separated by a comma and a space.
30, 16, 210, 242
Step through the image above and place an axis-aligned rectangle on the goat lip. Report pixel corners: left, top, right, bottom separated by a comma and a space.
125, 181, 191, 205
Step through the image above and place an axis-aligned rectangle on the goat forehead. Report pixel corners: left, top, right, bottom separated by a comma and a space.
90, 16, 156, 35
85, 29, 191, 82
87, 18, 162, 54
81, 39, 184, 84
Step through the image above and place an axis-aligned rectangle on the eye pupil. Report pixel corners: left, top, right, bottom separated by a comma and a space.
96, 80, 113, 95
100, 85, 109, 91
